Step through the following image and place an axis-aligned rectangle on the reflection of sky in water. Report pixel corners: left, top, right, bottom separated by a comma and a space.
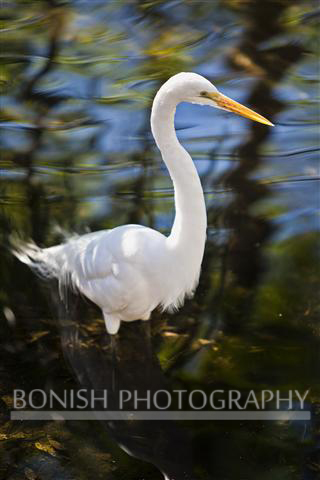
3, 3, 318, 230
1, 1, 318, 266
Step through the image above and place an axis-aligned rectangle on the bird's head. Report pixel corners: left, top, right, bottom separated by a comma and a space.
161, 72, 274, 127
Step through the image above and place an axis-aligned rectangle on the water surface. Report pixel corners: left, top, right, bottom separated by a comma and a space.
1, 1, 319, 479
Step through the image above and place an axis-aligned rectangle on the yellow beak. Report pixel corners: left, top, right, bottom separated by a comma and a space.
207, 92, 274, 127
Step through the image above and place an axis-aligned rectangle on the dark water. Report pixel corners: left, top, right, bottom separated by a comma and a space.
1, 1, 319, 479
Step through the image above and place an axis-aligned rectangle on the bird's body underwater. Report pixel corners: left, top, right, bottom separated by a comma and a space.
13, 72, 273, 334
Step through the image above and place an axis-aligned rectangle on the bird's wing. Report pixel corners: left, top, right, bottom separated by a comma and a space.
60, 230, 130, 313
71, 231, 114, 280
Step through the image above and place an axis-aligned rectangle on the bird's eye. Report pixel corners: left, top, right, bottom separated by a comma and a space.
200, 91, 208, 97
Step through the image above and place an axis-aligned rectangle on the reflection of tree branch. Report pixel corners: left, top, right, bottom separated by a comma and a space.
191, 0, 308, 339
22, 3, 64, 99
126, 148, 155, 228
16, 4, 67, 242
221, 0, 304, 289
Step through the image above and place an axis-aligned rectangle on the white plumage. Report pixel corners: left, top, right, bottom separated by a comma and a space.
14, 72, 272, 334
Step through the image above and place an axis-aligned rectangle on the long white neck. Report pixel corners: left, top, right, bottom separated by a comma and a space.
151, 90, 207, 266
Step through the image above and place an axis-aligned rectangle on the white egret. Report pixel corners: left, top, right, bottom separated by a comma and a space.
14, 72, 273, 334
